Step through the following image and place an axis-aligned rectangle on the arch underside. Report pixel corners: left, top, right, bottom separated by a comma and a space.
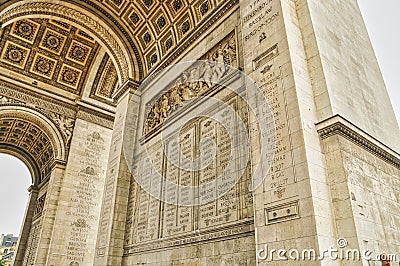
0, 107, 66, 186
0, 0, 238, 86
0, 1, 140, 85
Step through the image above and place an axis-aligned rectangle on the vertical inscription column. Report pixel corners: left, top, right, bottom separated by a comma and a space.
160, 123, 196, 238
134, 157, 151, 242
95, 84, 141, 266
198, 118, 217, 229
215, 101, 239, 224
124, 159, 139, 247
145, 143, 163, 240
34, 163, 66, 266
162, 139, 180, 237
236, 97, 254, 220
176, 126, 195, 234
44, 118, 112, 266
260, 70, 293, 199
239, 0, 320, 264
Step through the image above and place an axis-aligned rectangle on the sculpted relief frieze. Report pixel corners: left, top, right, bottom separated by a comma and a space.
144, 32, 238, 135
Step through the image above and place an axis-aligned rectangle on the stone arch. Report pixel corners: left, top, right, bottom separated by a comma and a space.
0, 105, 66, 186
0, 0, 143, 85
0, 105, 69, 266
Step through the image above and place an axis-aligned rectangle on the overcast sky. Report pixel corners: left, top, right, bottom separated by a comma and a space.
0, 154, 31, 236
358, 1, 400, 124
0, 1, 399, 236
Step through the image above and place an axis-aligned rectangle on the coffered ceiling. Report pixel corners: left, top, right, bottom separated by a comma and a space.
107, 0, 224, 72
0, 0, 237, 105
0, 18, 99, 96
0, 115, 54, 182
0, 0, 237, 81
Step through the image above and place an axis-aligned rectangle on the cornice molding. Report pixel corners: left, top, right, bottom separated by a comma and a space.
123, 220, 254, 254
316, 115, 400, 169
113, 78, 141, 103
0, 80, 76, 118
77, 106, 114, 129
0, 79, 115, 129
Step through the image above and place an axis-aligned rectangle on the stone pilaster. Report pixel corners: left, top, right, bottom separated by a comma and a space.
14, 186, 38, 266
239, 0, 336, 264
34, 116, 113, 266
94, 82, 141, 266
34, 162, 66, 266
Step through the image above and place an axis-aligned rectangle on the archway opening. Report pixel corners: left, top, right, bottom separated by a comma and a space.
0, 153, 31, 237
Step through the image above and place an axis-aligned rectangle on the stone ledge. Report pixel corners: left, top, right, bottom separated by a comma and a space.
123, 220, 254, 254
316, 114, 400, 169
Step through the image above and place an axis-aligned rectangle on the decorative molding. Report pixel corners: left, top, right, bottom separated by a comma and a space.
0, 79, 76, 117
0, 79, 115, 142
77, 107, 114, 129
113, 78, 141, 102
0, 79, 76, 150
316, 115, 400, 169
123, 221, 254, 254
90, 53, 118, 105
265, 200, 299, 224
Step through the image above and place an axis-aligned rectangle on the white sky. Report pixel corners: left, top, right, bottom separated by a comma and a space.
0, 154, 31, 236
0, 1, 399, 236
358, 1, 400, 124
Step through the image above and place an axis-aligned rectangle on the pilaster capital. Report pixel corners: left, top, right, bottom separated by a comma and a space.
113, 79, 141, 103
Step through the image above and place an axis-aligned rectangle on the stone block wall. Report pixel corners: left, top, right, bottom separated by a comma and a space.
323, 133, 400, 263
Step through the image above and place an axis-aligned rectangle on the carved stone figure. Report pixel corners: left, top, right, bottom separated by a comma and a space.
0, 95, 11, 103
212, 45, 227, 80
0, 95, 20, 104
181, 83, 194, 101
51, 113, 74, 144
144, 33, 238, 134
152, 102, 161, 122
169, 86, 182, 109
201, 60, 215, 88
161, 95, 171, 118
